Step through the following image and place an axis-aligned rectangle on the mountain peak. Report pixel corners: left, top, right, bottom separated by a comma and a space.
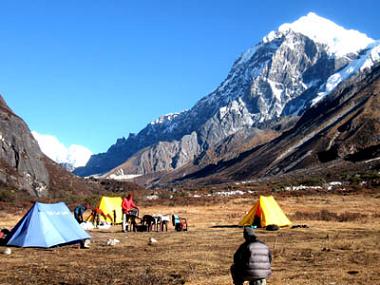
79, 13, 379, 179
265, 12, 374, 57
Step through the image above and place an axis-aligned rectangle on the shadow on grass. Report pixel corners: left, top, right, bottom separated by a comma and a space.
210, 225, 242, 228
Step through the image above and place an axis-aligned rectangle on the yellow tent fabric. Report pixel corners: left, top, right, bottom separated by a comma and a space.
97, 196, 123, 224
239, 195, 291, 227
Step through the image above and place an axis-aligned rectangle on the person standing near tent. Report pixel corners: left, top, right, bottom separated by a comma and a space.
230, 228, 272, 285
74, 204, 88, 224
121, 193, 139, 232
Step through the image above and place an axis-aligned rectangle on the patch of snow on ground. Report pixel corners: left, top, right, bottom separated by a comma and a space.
215, 190, 245, 196
328, 181, 342, 186
282, 182, 346, 192
284, 185, 323, 191
109, 174, 142, 180
206, 190, 256, 197
145, 194, 159, 200
108, 169, 142, 180
327, 181, 343, 191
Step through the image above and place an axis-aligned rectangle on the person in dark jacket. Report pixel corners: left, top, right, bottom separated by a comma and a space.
74, 204, 88, 224
231, 227, 272, 285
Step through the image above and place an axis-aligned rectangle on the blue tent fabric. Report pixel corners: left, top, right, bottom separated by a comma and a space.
6, 202, 90, 248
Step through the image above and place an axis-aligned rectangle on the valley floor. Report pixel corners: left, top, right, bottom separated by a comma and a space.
0, 191, 379, 284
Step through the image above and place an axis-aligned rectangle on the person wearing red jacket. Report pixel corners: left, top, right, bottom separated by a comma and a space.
121, 194, 139, 232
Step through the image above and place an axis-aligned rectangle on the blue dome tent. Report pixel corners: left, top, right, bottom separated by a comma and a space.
6, 202, 90, 248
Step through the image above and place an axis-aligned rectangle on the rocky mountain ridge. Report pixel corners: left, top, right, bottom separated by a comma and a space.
75, 13, 380, 182
0, 96, 50, 196
171, 62, 380, 185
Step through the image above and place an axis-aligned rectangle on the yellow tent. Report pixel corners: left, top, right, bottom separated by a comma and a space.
93, 196, 123, 224
239, 195, 291, 227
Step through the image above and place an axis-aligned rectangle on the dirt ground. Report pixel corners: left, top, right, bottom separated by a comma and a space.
0, 191, 379, 285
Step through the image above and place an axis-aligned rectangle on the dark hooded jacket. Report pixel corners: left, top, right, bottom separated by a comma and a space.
233, 236, 272, 280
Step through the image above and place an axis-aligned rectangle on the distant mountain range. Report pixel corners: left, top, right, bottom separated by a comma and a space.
73, 12, 380, 185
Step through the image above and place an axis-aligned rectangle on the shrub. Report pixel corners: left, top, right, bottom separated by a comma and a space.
0, 189, 15, 202
300, 177, 326, 186
292, 209, 367, 222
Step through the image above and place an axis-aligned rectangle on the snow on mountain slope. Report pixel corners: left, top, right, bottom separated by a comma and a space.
150, 112, 183, 126
32, 131, 92, 168
77, 12, 380, 178
312, 41, 380, 105
277, 12, 374, 56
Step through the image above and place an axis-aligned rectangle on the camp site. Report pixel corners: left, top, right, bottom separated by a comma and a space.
1, 2, 380, 285
0, 185, 379, 285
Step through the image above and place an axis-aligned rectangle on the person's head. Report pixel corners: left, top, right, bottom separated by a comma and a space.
243, 227, 257, 241
126, 193, 133, 200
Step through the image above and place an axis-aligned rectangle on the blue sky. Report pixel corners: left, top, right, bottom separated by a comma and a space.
1, 0, 379, 153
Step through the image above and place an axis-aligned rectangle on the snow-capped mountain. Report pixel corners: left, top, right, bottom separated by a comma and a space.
75, 12, 380, 179
32, 131, 92, 170
275, 12, 373, 57
183, 62, 380, 184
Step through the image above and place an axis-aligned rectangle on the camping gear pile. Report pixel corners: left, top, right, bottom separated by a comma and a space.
172, 214, 188, 231
0, 228, 10, 245
83, 196, 188, 233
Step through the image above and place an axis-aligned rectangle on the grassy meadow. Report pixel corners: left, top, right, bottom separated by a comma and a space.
0, 190, 379, 284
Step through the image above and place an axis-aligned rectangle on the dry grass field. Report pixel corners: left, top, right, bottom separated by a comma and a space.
0, 190, 379, 285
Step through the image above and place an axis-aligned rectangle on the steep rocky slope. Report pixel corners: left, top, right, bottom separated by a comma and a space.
0, 96, 144, 198
173, 63, 380, 184
0, 96, 50, 196
76, 13, 378, 179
